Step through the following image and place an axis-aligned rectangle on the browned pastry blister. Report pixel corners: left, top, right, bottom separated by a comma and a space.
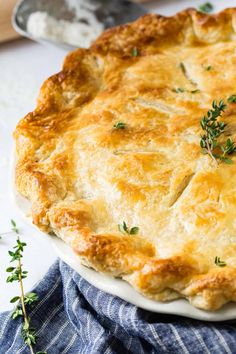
15, 8, 236, 310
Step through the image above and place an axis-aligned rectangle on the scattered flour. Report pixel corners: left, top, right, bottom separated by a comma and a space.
27, 0, 104, 48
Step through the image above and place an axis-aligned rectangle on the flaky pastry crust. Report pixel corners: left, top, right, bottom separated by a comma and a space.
14, 8, 236, 310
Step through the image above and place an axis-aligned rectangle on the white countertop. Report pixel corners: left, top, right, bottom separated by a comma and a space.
1, 0, 235, 313
0, 39, 66, 312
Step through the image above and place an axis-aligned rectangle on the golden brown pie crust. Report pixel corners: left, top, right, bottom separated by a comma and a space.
14, 8, 236, 310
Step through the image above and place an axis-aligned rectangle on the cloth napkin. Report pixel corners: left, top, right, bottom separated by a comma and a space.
0, 260, 236, 354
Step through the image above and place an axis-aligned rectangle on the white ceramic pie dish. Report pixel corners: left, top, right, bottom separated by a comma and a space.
13, 187, 236, 322
11, 0, 236, 316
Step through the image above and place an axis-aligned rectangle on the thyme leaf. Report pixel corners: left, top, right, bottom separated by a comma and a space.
131, 47, 139, 57
215, 256, 227, 267
118, 221, 139, 235
11, 219, 19, 234
172, 88, 185, 93
199, 2, 214, 13
227, 95, 236, 103
113, 122, 126, 129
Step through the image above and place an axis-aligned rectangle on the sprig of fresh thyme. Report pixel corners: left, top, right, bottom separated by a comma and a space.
131, 47, 139, 57
113, 122, 126, 129
200, 100, 236, 164
6, 220, 46, 354
215, 256, 226, 267
118, 221, 139, 235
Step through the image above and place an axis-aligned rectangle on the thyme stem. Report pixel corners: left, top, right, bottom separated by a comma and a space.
4, 220, 46, 354
17, 239, 35, 354
205, 139, 218, 165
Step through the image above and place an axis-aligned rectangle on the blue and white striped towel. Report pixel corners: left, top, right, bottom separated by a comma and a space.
0, 259, 236, 353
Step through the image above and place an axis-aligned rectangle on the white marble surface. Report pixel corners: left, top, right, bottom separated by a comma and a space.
0, 39, 66, 312
1, 0, 236, 313
145, 0, 236, 14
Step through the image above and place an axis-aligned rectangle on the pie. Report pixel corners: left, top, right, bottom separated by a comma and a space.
14, 8, 236, 310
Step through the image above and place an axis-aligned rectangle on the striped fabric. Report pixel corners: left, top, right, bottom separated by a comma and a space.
0, 260, 236, 354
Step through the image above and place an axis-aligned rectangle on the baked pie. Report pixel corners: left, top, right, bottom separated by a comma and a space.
15, 8, 236, 310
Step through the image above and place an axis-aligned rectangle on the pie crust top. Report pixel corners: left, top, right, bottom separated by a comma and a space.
15, 8, 236, 310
